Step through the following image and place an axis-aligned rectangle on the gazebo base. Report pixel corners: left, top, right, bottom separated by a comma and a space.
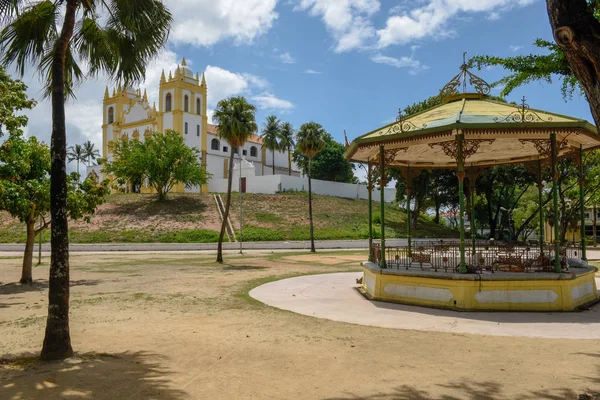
361, 261, 598, 311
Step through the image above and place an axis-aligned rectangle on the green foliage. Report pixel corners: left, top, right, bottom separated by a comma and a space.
104, 130, 209, 201
0, 66, 35, 137
0, 132, 109, 228
294, 127, 356, 183
67, 143, 86, 177
295, 121, 326, 161
470, 39, 579, 100
83, 140, 100, 166
213, 96, 258, 149
261, 115, 280, 152
0, 0, 173, 98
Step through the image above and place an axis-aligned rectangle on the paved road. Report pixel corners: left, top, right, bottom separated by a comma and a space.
0, 239, 409, 253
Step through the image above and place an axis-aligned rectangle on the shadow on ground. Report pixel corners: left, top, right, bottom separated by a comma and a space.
0, 351, 188, 400
323, 381, 594, 400
0, 279, 100, 295
221, 265, 268, 271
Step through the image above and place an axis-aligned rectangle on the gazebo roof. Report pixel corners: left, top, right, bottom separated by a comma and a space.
345, 67, 600, 169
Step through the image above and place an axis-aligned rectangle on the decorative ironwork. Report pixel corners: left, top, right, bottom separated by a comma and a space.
519, 138, 567, 158
429, 138, 495, 164
379, 109, 427, 136
439, 52, 491, 98
495, 96, 553, 123
371, 239, 581, 272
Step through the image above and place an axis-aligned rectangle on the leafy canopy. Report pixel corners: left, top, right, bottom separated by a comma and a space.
0, 65, 35, 136
261, 115, 281, 152
103, 130, 209, 201
294, 131, 356, 183
0, 132, 109, 226
213, 96, 258, 149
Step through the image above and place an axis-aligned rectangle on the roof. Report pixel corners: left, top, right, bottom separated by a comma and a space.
345, 94, 600, 168
207, 124, 263, 145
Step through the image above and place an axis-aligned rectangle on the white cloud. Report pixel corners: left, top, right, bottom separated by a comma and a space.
375, 0, 535, 48
487, 12, 501, 20
304, 69, 322, 74
251, 93, 294, 112
204, 66, 251, 106
509, 45, 523, 52
167, 0, 278, 47
294, 0, 380, 52
371, 53, 426, 75
279, 52, 296, 64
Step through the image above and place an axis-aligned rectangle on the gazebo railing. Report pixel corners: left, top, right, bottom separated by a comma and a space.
370, 240, 582, 273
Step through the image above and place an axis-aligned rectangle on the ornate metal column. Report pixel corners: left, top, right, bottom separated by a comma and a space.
467, 167, 484, 260
457, 134, 467, 273
550, 133, 561, 273
404, 164, 412, 258
537, 159, 545, 257
367, 159, 373, 261
379, 145, 386, 269
578, 144, 587, 260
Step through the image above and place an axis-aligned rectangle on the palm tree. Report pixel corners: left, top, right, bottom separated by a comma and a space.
0, 0, 172, 361
279, 122, 295, 176
83, 140, 100, 166
296, 122, 326, 253
213, 96, 257, 263
67, 144, 86, 179
261, 115, 281, 175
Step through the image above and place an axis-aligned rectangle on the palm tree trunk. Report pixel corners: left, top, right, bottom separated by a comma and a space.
40, 0, 77, 361
272, 151, 275, 175
20, 220, 36, 285
217, 148, 236, 262
308, 158, 315, 253
288, 146, 291, 176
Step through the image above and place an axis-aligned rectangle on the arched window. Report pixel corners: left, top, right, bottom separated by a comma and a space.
250, 146, 258, 157
211, 138, 220, 150
184, 95, 189, 112
108, 107, 114, 123
196, 98, 201, 115
165, 93, 172, 112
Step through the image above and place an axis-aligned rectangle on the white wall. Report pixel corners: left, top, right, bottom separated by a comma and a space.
208, 174, 395, 202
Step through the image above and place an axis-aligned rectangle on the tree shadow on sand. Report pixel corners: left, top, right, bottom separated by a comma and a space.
323, 378, 597, 400
0, 351, 189, 400
0, 279, 100, 295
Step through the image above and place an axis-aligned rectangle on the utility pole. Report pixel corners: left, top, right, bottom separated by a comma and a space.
239, 150, 243, 254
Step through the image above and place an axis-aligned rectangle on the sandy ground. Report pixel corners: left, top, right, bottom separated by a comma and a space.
1, 251, 600, 400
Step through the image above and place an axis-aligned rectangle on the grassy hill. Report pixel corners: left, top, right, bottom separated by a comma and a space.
0, 193, 458, 243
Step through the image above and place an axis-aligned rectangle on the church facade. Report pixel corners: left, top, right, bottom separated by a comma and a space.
100, 58, 299, 193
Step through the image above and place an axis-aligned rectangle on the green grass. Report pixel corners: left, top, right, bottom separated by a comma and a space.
0, 192, 457, 243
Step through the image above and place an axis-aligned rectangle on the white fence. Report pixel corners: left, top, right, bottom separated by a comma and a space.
208, 174, 396, 203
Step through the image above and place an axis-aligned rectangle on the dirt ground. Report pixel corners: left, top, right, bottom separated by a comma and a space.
1, 250, 599, 400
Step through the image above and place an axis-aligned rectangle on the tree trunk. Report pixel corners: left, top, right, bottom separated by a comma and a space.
216, 148, 235, 263
547, 0, 600, 128
40, 0, 77, 362
20, 221, 36, 285
272, 151, 275, 175
594, 202, 597, 246
288, 146, 291, 176
308, 158, 315, 253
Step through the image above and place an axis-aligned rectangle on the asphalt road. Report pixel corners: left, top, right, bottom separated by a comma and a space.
0, 238, 410, 252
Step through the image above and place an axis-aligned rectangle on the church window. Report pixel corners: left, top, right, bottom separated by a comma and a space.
165, 93, 172, 112
108, 107, 114, 123
250, 146, 257, 157
197, 125, 200, 137
184, 95, 189, 112
223, 146, 228, 153
211, 138, 220, 150
196, 98, 201, 115
243, 150, 247, 156
185, 122, 188, 134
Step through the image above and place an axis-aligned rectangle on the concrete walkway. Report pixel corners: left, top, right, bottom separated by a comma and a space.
250, 272, 600, 339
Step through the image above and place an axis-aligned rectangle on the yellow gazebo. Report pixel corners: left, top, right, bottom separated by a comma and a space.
344, 58, 600, 311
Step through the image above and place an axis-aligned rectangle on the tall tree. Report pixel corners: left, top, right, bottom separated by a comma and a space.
0, 132, 109, 284
213, 96, 257, 263
83, 140, 100, 167
261, 115, 281, 175
279, 122, 295, 176
67, 144, 85, 178
293, 133, 356, 183
546, 0, 600, 128
296, 122, 326, 253
104, 130, 208, 201
0, 0, 172, 360
0, 66, 36, 136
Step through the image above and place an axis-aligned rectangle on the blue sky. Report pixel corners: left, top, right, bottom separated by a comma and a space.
17, 0, 594, 172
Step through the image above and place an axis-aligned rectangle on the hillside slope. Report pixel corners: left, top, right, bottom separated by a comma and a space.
0, 193, 457, 243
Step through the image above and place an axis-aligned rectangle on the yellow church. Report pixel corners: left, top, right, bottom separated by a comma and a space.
99, 58, 298, 194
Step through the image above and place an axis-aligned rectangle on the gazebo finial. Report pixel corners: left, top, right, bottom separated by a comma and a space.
439, 52, 491, 99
